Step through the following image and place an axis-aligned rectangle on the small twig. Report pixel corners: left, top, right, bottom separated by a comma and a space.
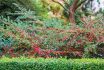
52, 0, 69, 15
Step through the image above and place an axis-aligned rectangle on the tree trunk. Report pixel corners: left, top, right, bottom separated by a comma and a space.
69, 7, 76, 24
69, 0, 79, 24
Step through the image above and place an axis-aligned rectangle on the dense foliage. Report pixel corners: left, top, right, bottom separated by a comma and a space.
0, 57, 104, 70
0, 0, 104, 58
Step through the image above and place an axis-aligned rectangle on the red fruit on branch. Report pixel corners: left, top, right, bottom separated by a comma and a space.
9, 48, 14, 54
77, 40, 82, 44
86, 32, 95, 42
32, 43, 41, 55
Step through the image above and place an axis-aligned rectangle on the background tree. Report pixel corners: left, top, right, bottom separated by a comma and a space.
52, 0, 86, 24
52, 0, 104, 24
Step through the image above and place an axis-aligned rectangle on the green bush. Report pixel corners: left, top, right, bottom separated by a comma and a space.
0, 57, 104, 70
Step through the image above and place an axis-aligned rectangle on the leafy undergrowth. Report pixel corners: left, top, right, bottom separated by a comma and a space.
0, 16, 104, 58
0, 7, 104, 58
0, 57, 104, 70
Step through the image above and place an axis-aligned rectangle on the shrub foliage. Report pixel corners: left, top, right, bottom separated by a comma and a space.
0, 57, 104, 70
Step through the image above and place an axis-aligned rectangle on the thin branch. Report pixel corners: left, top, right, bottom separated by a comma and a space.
63, 0, 70, 6
75, 0, 86, 10
70, 0, 79, 12
52, 0, 69, 15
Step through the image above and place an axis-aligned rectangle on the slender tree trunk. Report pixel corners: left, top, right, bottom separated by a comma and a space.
69, 0, 79, 24
69, 7, 76, 24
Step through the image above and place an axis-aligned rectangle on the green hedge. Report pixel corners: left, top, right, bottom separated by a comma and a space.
0, 57, 104, 70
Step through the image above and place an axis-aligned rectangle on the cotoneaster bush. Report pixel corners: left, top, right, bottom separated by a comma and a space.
0, 2, 104, 58
0, 15, 104, 58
